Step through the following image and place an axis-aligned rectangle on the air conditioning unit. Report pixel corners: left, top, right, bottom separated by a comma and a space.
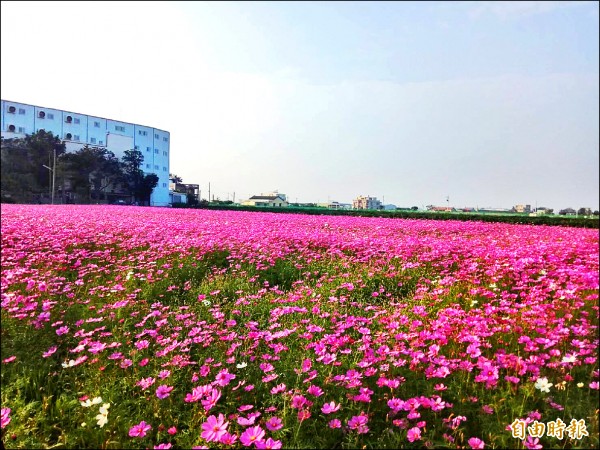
65, 133, 72, 140
8, 106, 16, 113
8, 124, 16, 132
65, 115, 73, 123
38, 111, 46, 118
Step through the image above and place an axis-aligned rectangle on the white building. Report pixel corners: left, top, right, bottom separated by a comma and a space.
353, 195, 382, 210
1, 99, 170, 206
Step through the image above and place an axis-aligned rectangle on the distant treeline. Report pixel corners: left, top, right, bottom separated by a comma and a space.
172, 203, 600, 229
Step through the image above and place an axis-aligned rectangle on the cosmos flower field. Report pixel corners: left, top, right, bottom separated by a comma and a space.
1, 205, 598, 449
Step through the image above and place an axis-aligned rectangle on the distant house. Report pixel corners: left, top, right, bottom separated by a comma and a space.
241, 194, 288, 207
559, 208, 576, 216
317, 201, 352, 210
426, 205, 455, 212
353, 196, 382, 210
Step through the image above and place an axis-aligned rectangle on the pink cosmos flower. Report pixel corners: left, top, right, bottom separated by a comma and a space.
240, 425, 265, 446
265, 416, 283, 431
321, 401, 341, 414
307, 385, 324, 397
348, 414, 369, 434
524, 436, 543, 450
156, 385, 174, 399
407, 427, 421, 442
56, 326, 69, 336
468, 437, 485, 449
42, 346, 58, 358
137, 377, 156, 390
167, 426, 177, 435
215, 369, 236, 387
298, 410, 311, 422
201, 413, 229, 442
220, 432, 238, 445
129, 420, 152, 438
255, 438, 283, 449
1, 408, 11, 429
154, 444, 172, 449
328, 419, 342, 429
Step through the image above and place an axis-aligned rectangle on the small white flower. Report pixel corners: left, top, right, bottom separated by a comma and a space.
80, 399, 92, 408
98, 403, 110, 415
202, 300, 211, 307
96, 413, 108, 428
577, 382, 584, 388
126, 271, 134, 281
91, 397, 103, 406
534, 377, 553, 393
236, 362, 248, 369
561, 354, 577, 364
81, 422, 87, 427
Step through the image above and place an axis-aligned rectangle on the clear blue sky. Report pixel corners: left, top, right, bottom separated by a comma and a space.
2, 1, 598, 210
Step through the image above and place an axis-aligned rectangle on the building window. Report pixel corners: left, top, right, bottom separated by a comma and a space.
146, 164, 151, 169
163, 167, 167, 171
115, 125, 125, 132
18, 127, 26, 133
18, 108, 26, 115
138, 130, 148, 136
163, 137, 168, 142
155, 133, 159, 139
99, 140, 104, 145
154, 149, 159, 154
73, 135, 80, 141
154, 165, 159, 170
90, 137, 97, 144
47, 113, 54, 120
162, 183, 167, 188
94, 121, 100, 128
163, 151, 168, 156
74, 118, 80, 124
146, 146, 151, 152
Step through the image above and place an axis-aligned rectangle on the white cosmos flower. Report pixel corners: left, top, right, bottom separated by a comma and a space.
534, 377, 553, 393
236, 362, 248, 369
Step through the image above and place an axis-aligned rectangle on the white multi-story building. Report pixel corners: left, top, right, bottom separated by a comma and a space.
352, 195, 382, 210
1, 99, 170, 206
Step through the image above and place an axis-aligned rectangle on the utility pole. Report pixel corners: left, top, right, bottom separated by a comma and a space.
52, 147, 56, 205
208, 182, 211, 203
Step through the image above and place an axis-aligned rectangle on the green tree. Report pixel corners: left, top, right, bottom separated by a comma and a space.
1, 130, 66, 202
169, 173, 183, 184
121, 149, 159, 205
61, 146, 124, 202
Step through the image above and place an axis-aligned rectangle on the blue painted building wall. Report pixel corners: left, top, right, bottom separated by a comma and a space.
1, 99, 170, 206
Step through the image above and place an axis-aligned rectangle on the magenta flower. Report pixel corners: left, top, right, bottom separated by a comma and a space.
129, 420, 152, 438
468, 437, 485, 449
524, 436, 543, 450
156, 385, 173, 399
167, 426, 177, 435
154, 444, 172, 450
407, 427, 421, 442
328, 419, 342, 429
1, 408, 11, 429
255, 438, 283, 449
265, 416, 283, 431
201, 413, 229, 442
240, 425, 265, 446
220, 432, 238, 445
321, 401, 341, 414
